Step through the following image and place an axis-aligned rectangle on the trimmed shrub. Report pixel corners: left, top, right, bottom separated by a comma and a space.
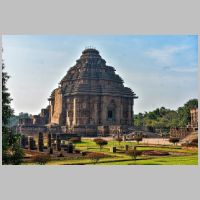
81, 151, 87, 156
93, 138, 108, 150
142, 150, 169, 156
87, 152, 106, 164
33, 154, 50, 165
134, 135, 143, 144
115, 137, 123, 146
74, 149, 81, 154
126, 147, 142, 161
169, 137, 180, 145
57, 152, 64, 157
69, 137, 81, 143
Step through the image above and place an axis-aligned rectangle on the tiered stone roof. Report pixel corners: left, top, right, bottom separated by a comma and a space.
51, 48, 137, 98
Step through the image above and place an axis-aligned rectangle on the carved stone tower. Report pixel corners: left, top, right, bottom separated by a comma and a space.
48, 48, 138, 136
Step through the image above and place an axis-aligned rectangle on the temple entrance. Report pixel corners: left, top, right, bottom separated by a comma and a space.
107, 99, 116, 122
108, 110, 113, 119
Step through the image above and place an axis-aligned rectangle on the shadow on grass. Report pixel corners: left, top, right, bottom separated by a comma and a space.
128, 163, 160, 165
62, 157, 155, 165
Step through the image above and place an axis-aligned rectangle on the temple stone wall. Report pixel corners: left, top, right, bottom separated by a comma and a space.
190, 108, 198, 129
15, 125, 47, 136
48, 48, 137, 136
51, 88, 64, 125
65, 95, 133, 127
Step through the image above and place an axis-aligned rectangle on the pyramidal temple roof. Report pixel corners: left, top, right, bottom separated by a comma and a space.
53, 48, 137, 98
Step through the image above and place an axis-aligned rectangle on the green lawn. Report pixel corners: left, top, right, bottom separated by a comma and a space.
24, 138, 198, 165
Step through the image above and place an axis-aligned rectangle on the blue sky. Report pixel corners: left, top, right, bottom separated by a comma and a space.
2, 35, 198, 115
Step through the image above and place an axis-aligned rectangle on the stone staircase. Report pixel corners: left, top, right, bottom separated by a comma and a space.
180, 131, 198, 144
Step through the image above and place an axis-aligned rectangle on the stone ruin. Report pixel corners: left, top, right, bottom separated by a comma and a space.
48, 48, 138, 136
14, 48, 138, 137
28, 137, 36, 150
20, 132, 76, 155
38, 132, 44, 152
187, 108, 198, 131
170, 127, 190, 139
170, 108, 198, 139
56, 135, 61, 151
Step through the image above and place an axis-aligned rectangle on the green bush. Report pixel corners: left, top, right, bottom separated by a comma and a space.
10, 143, 25, 165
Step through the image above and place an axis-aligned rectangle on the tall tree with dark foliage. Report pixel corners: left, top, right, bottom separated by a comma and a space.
2, 59, 24, 164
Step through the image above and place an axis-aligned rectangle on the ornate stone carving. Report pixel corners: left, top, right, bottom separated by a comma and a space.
48, 48, 138, 136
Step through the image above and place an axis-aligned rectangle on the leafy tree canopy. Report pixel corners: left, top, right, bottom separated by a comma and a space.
2, 60, 24, 165
134, 99, 198, 132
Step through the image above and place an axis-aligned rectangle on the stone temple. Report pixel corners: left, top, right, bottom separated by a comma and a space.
48, 48, 138, 136
16, 48, 138, 137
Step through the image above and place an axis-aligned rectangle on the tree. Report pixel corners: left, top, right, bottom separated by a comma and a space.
134, 113, 144, 127
177, 107, 188, 127
126, 146, 142, 161
169, 137, 180, 146
133, 99, 198, 132
134, 135, 143, 144
10, 139, 24, 165
184, 99, 198, 110
93, 138, 108, 151
115, 137, 123, 146
177, 99, 198, 127
2, 60, 24, 164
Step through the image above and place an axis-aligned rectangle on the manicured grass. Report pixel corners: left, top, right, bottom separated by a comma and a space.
23, 138, 198, 165
99, 155, 198, 165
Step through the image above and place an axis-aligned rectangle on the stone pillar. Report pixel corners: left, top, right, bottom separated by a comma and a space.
103, 126, 109, 136
115, 97, 121, 124
123, 135, 126, 141
48, 133, 52, 148
110, 146, 116, 153
73, 97, 76, 126
49, 147, 53, 154
120, 97, 123, 124
20, 135, 28, 148
127, 99, 131, 125
66, 142, 73, 153
56, 135, 61, 151
131, 99, 134, 125
38, 132, 44, 152
125, 144, 129, 152
29, 137, 36, 150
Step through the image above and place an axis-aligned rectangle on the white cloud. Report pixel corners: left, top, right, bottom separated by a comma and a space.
163, 65, 197, 73
171, 66, 197, 73
145, 45, 190, 65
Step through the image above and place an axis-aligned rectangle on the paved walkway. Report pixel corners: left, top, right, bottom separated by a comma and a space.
83, 137, 175, 145
142, 138, 172, 145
